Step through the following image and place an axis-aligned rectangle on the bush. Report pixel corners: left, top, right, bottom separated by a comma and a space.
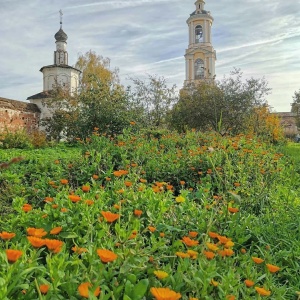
0, 129, 33, 149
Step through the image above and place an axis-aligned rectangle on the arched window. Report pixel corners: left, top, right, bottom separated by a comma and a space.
195, 59, 204, 79
195, 25, 203, 43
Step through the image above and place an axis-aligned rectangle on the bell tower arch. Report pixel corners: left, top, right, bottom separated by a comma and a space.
184, 0, 216, 84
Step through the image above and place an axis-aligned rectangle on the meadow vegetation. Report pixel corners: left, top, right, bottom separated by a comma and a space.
0, 129, 299, 299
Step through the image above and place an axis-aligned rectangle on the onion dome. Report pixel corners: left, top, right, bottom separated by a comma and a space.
54, 28, 68, 42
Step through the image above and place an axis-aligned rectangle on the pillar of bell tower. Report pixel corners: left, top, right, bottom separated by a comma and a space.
184, 0, 216, 85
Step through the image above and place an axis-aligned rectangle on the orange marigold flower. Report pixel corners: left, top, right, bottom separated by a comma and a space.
240, 248, 247, 254
217, 235, 229, 244
92, 174, 99, 180
68, 195, 81, 203
50, 227, 62, 235
117, 189, 125, 194
228, 207, 239, 213
188, 231, 198, 238
78, 282, 101, 298
60, 179, 68, 185
255, 287, 271, 296
150, 287, 181, 300
22, 204, 32, 212
210, 279, 219, 287
124, 181, 132, 187
208, 231, 219, 238
139, 178, 147, 183
101, 211, 120, 223
52, 204, 58, 209
160, 232, 165, 238
154, 270, 169, 279
187, 250, 198, 259
82, 185, 90, 192
113, 170, 128, 177
44, 197, 54, 203
27, 228, 47, 238
97, 249, 117, 263
44, 239, 64, 253
134, 209, 143, 217
244, 279, 255, 287
204, 250, 215, 259
39, 284, 49, 295
224, 249, 234, 256
266, 263, 280, 273
61, 208, 68, 212
175, 251, 190, 258
224, 240, 235, 248
226, 295, 235, 300
180, 180, 185, 185
181, 236, 199, 247
0, 232, 16, 240
6, 249, 22, 263
206, 242, 219, 252
148, 226, 156, 232
113, 204, 120, 209
85, 200, 94, 206
72, 246, 88, 254
27, 236, 45, 248
252, 257, 264, 264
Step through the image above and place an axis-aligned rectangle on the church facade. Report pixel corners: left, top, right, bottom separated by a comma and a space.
0, 14, 80, 132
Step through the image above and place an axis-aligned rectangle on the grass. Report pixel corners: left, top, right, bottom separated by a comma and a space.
0, 131, 299, 299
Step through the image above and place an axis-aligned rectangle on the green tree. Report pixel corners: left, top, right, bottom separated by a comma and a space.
169, 69, 270, 135
129, 75, 178, 128
291, 89, 300, 128
42, 51, 132, 140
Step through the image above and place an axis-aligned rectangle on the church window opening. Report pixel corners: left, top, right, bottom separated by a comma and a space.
195, 59, 204, 79
195, 25, 203, 43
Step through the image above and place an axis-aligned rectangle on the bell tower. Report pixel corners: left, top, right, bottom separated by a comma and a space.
184, 0, 216, 85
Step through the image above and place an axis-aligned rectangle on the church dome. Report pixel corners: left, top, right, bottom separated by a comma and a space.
55, 28, 68, 42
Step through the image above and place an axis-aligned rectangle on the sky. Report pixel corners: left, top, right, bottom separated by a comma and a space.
0, 0, 299, 112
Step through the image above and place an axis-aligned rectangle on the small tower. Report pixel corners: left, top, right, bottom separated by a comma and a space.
184, 0, 216, 85
27, 10, 81, 121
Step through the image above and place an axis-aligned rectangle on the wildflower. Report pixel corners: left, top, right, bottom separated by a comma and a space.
68, 195, 81, 203
224, 249, 234, 256
180, 181, 185, 185
154, 270, 169, 279
204, 251, 215, 259
240, 248, 246, 254
6, 249, 22, 263
139, 178, 147, 183
0, 232, 16, 240
22, 204, 32, 212
92, 174, 99, 180
60, 179, 68, 185
224, 240, 235, 248
129, 121, 136, 125
27, 228, 47, 238
97, 249, 118, 263
226, 295, 235, 300
150, 287, 181, 300
187, 250, 198, 259
206, 242, 219, 252
160, 232, 165, 238
148, 226, 156, 232
208, 231, 219, 238
252, 257, 264, 264
266, 263, 280, 273
82, 185, 90, 192
105, 177, 111, 181
181, 236, 199, 247
78, 282, 101, 298
244, 279, 255, 287
124, 181, 132, 187
117, 189, 125, 194
39, 284, 49, 295
52, 204, 58, 209
175, 252, 190, 258
27, 236, 45, 248
113, 170, 128, 177
255, 287, 271, 296
217, 235, 229, 244
134, 209, 143, 217
72, 246, 88, 254
44, 197, 54, 202
84, 200, 94, 206
175, 195, 185, 203
188, 231, 198, 238
228, 207, 239, 213
54, 160, 60, 164
44, 239, 64, 253
210, 279, 219, 287
101, 211, 120, 223
61, 208, 68, 212
50, 227, 62, 235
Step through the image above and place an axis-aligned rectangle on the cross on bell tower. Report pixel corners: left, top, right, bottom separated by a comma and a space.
184, 0, 216, 85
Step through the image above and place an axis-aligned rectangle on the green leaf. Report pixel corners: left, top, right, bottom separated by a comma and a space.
123, 295, 132, 300
132, 279, 149, 299
60, 232, 78, 238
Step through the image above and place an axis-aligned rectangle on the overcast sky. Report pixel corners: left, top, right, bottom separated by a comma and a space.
0, 0, 299, 112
